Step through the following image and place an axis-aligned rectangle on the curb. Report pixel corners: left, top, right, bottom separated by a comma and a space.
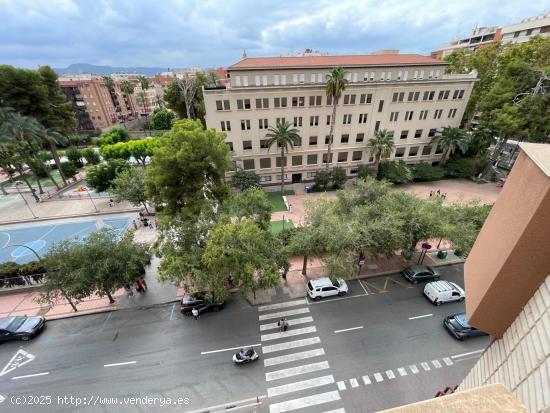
0, 208, 141, 226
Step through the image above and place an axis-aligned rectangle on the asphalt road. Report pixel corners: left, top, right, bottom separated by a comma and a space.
0, 263, 489, 413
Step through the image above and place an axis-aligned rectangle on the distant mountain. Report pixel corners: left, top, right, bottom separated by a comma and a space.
54, 63, 184, 76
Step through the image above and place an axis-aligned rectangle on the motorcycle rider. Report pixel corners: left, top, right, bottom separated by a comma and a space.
239, 348, 247, 360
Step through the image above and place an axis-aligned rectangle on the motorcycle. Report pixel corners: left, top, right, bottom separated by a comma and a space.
232, 347, 259, 364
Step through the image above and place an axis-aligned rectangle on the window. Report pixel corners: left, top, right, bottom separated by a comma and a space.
434, 70, 440, 79
292, 96, 305, 107
343, 114, 352, 124
419, 110, 428, 120
419, 70, 424, 80
242, 159, 254, 170
235, 76, 241, 86
392, 92, 405, 103
294, 137, 302, 147
317, 73, 323, 82
343, 94, 356, 105
260, 158, 271, 169
293, 74, 298, 84
260, 139, 269, 149
386, 71, 392, 81
429, 70, 434, 79
433, 109, 443, 119
435, 145, 444, 154
360, 93, 372, 104
237, 99, 251, 110
390, 112, 399, 122
274, 97, 287, 108
448, 108, 458, 118
322, 153, 333, 164
216, 100, 223, 110
293, 116, 303, 127
258, 119, 268, 129
413, 71, 418, 80
422, 146, 432, 156
242, 76, 248, 86
428, 128, 437, 137
220, 121, 231, 131
414, 129, 423, 139
307, 154, 318, 165
363, 72, 369, 81
352, 151, 362, 161
350, 168, 358, 175
375, 120, 380, 132
356, 133, 365, 143
276, 157, 287, 167
310, 73, 316, 83
380, 71, 386, 81
309, 136, 318, 145
240, 119, 251, 130
423, 91, 435, 101
378, 100, 384, 112
326, 115, 331, 125
226, 142, 233, 151
276, 117, 286, 125
400, 130, 408, 139
310, 116, 319, 126
326, 96, 333, 106
309, 95, 322, 106
281, 75, 286, 85
370, 72, 375, 81
395, 147, 405, 158
299, 74, 305, 83
404, 111, 414, 121
261, 175, 272, 182
255, 75, 261, 86
292, 155, 303, 166
338, 152, 348, 162
408, 146, 419, 156
397, 71, 402, 80
273, 75, 280, 85
352, 73, 358, 82
276, 174, 287, 181
458, 90, 465, 99
403, 71, 409, 81
262, 75, 268, 86
325, 135, 332, 145
256, 98, 269, 109
407, 91, 420, 102
358, 113, 368, 124
341, 134, 349, 144
242, 140, 252, 150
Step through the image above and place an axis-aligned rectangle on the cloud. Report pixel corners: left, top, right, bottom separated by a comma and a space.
0, 0, 547, 69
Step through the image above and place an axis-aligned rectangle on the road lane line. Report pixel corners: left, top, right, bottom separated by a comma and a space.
409, 365, 419, 374
262, 337, 320, 354
259, 307, 310, 321
432, 360, 442, 368
269, 390, 340, 413
261, 326, 317, 342
169, 303, 177, 320
334, 326, 363, 334
96, 312, 112, 333
337, 381, 346, 391
350, 378, 359, 388
397, 367, 408, 376
267, 375, 334, 397
184, 396, 267, 413
408, 313, 433, 320
265, 361, 329, 381
308, 293, 368, 305
322, 409, 346, 413
443, 357, 454, 366
358, 280, 369, 295
12, 372, 49, 380
385, 370, 395, 379
451, 349, 485, 359
362, 375, 371, 385
373, 373, 383, 382
201, 344, 261, 355
264, 349, 325, 367
104, 361, 136, 367
420, 362, 431, 371
260, 317, 314, 331
258, 299, 307, 312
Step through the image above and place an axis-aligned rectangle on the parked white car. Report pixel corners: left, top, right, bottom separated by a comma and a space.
307, 277, 349, 301
423, 281, 465, 306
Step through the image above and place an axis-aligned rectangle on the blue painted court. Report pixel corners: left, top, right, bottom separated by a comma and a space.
0, 216, 133, 264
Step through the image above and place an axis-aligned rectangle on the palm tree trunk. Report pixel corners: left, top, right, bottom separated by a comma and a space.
16, 166, 40, 202
441, 147, 451, 165
326, 102, 337, 171
280, 147, 285, 194
374, 156, 381, 178
44, 165, 60, 190
49, 142, 67, 185
24, 158, 44, 194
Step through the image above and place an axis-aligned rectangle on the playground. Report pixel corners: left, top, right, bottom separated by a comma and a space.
0, 216, 133, 264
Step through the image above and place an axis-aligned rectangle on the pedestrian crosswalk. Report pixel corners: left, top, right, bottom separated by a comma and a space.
257, 299, 345, 413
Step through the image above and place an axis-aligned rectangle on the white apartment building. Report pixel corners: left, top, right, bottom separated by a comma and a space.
501, 12, 550, 44
203, 54, 476, 185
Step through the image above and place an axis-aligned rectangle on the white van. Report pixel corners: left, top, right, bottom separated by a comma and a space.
423, 281, 465, 306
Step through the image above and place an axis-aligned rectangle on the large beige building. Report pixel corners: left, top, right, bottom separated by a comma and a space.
203, 53, 476, 185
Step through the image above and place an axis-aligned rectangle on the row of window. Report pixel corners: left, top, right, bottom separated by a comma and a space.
233, 69, 446, 87
389, 108, 458, 122
391, 89, 465, 103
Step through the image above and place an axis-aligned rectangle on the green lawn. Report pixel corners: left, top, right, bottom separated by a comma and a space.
270, 219, 294, 234
266, 190, 295, 212
2, 168, 83, 189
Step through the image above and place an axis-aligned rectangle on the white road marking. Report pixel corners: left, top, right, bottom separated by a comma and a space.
185, 396, 267, 413
334, 326, 363, 334
420, 362, 431, 371
362, 375, 371, 385
269, 390, 340, 413
259, 308, 310, 321
432, 360, 442, 368
308, 294, 368, 305
321, 409, 346, 413
373, 372, 384, 382
264, 349, 325, 367
104, 361, 136, 367
408, 313, 433, 320
261, 326, 317, 342
358, 280, 369, 295
451, 349, 484, 359
349, 378, 359, 388
443, 357, 454, 366
0, 349, 36, 377
258, 299, 307, 312
260, 317, 314, 331
267, 375, 334, 397
12, 372, 49, 380
397, 367, 408, 377
409, 364, 419, 374
337, 381, 346, 391
265, 361, 330, 381
262, 337, 321, 354
201, 344, 261, 355
385, 370, 395, 380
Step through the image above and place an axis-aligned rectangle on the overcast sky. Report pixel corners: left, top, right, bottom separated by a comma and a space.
1, 0, 549, 69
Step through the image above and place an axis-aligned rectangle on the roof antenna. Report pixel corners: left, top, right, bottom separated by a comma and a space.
242, 50, 247, 59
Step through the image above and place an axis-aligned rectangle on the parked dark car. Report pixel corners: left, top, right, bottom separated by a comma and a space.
180, 292, 225, 315
402, 265, 440, 284
444, 312, 488, 340
0, 316, 46, 342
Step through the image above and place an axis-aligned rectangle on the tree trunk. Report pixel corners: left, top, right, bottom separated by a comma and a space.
49, 142, 67, 185
60, 288, 78, 312
280, 147, 285, 194
43, 163, 60, 190
441, 147, 451, 166
142, 201, 150, 214
325, 101, 337, 171
373, 156, 381, 178
106, 291, 115, 304
17, 167, 40, 202
302, 255, 308, 275
25, 159, 44, 194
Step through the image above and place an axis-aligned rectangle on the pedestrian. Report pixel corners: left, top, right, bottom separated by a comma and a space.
148, 218, 154, 229
139, 276, 148, 291
124, 283, 133, 297
192, 308, 200, 320
288, 204, 293, 213
133, 219, 138, 230
278, 318, 284, 332
437, 189, 441, 196
283, 318, 289, 332
154, 218, 159, 228
429, 191, 433, 197
442, 193, 447, 200
136, 279, 145, 294
109, 198, 114, 207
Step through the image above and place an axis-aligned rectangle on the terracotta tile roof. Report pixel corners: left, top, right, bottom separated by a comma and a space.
229, 54, 447, 70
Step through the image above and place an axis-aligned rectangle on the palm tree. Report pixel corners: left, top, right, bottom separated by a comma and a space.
120, 80, 136, 119
137, 75, 150, 115
264, 121, 301, 194
43, 128, 68, 185
429, 126, 469, 165
325, 67, 348, 171
366, 129, 396, 176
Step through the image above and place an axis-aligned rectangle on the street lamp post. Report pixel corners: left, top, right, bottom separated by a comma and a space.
15, 182, 38, 219
86, 187, 99, 213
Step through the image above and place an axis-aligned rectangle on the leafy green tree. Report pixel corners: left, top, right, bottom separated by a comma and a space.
325, 67, 348, 170
429, 126, 469, 165
145, 119, 230, 217
60, 161, 78, 179
444, 200, 492, 256
110, 167, 150, 213
378, 160, 413, 184
137, 75, 150, 113
37, 66, 76, 132
43, 128, 69, 184
128, 138, 156, 167
366, 129, 395, 176
163, 81, 188, 119
81, 148, 101, 165
330, 167, 347, 189
87, 159, 129, 193
313, 170, 331, 191
411, 162, 445, 181
151, 108, 175, 130
65, 146, 83, 167
100, 141, 130, 161
333, 177, 392, 213
444, 157, 477, 179
357, 164, 375, 179
264, 121, 301, 194
225, 188, 272, 230
96, 128, 129, 147
231, 169, 261, 191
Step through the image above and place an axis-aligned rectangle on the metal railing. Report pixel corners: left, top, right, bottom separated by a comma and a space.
0, 273, 45, 289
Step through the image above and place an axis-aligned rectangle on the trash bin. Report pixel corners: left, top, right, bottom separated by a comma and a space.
305, 186, 312, 193
437, 250, 448, 259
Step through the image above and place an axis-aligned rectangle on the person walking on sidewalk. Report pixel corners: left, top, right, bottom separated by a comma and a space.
278, 318, 284, 332
124, 283, 133, 297
136, 279, 145, 294
282, 318, 289, 332
139, 276, 148, 291
192, 308, 200, 320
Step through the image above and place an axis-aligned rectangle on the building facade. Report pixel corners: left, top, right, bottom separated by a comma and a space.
431, 27, 501, 59
203, 54, 476, 185
500, 12, 550, 44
